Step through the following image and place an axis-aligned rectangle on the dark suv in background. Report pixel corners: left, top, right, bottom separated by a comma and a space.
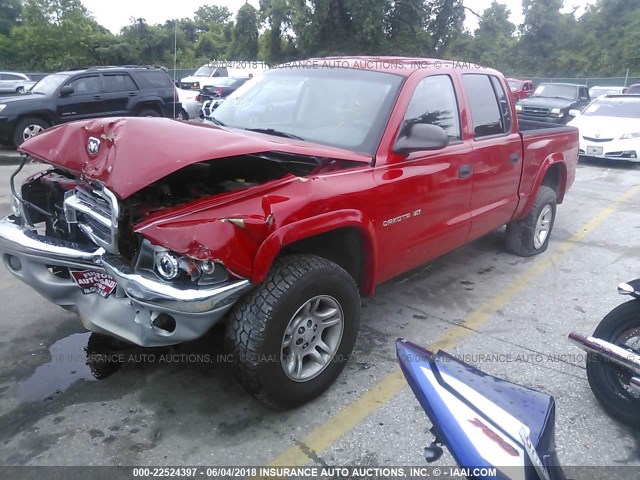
0, 66, 180, 146
515, 82, 590, 124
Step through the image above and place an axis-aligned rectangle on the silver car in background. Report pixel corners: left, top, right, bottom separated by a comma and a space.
0, 72, 36, 94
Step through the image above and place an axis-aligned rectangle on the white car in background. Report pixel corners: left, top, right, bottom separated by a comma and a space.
175, 87, 201, 120
179, 63, 268, 91
568, 94, 640, 162
0, 72, 36, 94
588, 85, 626, 98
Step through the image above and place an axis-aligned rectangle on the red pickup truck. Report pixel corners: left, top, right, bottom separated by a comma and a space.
0, 58, 578, 408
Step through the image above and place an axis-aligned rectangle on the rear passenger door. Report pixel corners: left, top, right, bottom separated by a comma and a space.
101, 73, 139, 116
461, 74, 522, 241
57, 74, 104, 122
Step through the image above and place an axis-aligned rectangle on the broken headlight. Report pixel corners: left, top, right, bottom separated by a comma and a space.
135, 239, 229, 285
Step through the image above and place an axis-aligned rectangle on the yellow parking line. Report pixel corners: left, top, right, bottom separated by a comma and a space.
268, 183, 640, 467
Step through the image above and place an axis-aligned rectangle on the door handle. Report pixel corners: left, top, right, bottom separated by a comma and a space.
509, 153, 520, 163
92, 95, 102, 100
458, 164, 473, 179
128, 92, 137, 96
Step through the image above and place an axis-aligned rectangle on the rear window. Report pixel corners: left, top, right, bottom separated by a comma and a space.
133, 70, 174, 89
103, 74, 138, 92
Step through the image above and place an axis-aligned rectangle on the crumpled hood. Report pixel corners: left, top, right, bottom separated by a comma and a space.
18, 117, 372, 199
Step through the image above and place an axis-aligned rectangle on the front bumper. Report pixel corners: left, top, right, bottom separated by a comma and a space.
517, 113, 565, 124
578, 138, 640, 163
0, 215, 252, 346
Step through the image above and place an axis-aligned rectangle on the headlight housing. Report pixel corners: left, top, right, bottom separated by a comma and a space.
135, 239, 229, 285
515, 104, 523, 112
0, 104, 6, 113
155, 251, 180, 280
550, 107, 562, 116
620, 132, 640, 140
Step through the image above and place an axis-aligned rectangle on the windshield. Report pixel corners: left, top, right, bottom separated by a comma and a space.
508, 80, 523, 90
582, 98, 640, 118
193, 65, 215, 77
589, 87, 623, 97
30, 73, 68, 95
532, 84, 578, 100
211, 67, 403, 155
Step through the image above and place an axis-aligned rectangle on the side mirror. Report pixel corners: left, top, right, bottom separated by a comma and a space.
568, 109, 582, 117
393, 123, 449, 154
60, 85, 74, 96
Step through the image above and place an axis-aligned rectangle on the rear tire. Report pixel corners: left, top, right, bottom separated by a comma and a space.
16, 86, 24, 94
505, 185, 556, 256
225, 254, 360, 409
137, 108, 160, 117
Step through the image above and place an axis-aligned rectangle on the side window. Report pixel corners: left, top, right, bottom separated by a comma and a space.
402, 75, 461, 141
67, 75, 100, 95
102, 74, 137, 93
580, 87, 589, 99
490, 76, 512, 133
462, 74, 503, 138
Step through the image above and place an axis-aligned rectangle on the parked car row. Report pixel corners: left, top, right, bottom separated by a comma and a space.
0, 66, 180, 146
509, 77, 640, 164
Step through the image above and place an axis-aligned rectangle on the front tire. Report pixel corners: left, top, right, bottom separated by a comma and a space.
586, 300, 640, 427
505, 185, 557, 256
225, 254, 360, 409
13, 117, 48, 146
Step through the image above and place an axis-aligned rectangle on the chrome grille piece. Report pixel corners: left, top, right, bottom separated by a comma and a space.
64, 184, 120, 254
522, 106, 550, 116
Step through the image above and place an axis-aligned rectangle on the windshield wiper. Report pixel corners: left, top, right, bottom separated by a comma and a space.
245, 128, 304, 141
208, 116, 226, 126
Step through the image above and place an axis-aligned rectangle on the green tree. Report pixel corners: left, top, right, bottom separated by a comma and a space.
471, 1, 515, 70
228, 3, 259, 60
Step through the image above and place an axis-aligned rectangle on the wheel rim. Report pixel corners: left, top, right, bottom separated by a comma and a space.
17, 87, 24, 94
22, 124, 44, 141
281, 295, 344, 382
614, 327, 640, 399
533, 204, 553, 249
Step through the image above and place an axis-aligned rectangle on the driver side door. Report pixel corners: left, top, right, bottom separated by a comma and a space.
57, 74, 105, 122
373, 74, 473, 283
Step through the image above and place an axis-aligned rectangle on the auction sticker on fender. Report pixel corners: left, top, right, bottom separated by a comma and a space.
70, 270, 117, 298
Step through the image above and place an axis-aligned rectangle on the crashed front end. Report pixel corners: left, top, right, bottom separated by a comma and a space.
0, 172, 252, 347
0, 118, 371, 347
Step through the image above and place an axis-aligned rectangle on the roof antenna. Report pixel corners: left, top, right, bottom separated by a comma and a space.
173, 18, 178, 118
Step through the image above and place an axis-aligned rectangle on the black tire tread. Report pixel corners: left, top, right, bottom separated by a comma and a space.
505, 185, 556, 257
136, 107, 161, 117
224, 254, 358, 408
586, 300, 640, 427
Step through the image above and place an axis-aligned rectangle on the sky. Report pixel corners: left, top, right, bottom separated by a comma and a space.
80, 0, 593, 35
